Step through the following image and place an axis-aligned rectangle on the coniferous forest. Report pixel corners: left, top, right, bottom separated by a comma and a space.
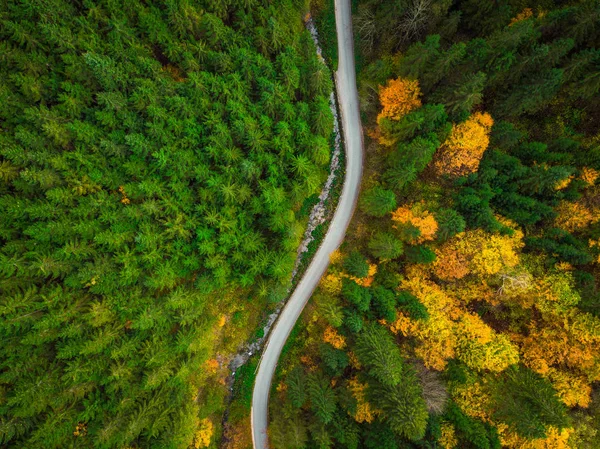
0, 0, 334, 447
270, 1, 600, 449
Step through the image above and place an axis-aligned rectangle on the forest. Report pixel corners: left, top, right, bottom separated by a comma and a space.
0, 0, 334, 448
270, 0, 600, 448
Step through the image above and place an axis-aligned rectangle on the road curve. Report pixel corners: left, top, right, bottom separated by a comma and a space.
251, 1, 363, 447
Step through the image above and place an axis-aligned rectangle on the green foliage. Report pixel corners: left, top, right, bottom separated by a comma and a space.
355, 324, 405, 387
363, 421, 403, 449
343, 309, 364, 333
319, 343, 350, 376
525, 228, 593, 265
307, 372, 337, 424
0, 0, 333, 446
445, 402, 501, 449
342, 278, 372, 312
435, 208, 466, 241
330, 415, 360, 449
371, 285, 397, 321
368, 231, 404, 260
369, 365, 429, 441
397, 291, 429, 320
269, 401, 308, 449
343, 250, 370, 278
490, 366, 571, 439
287, 366, 307, 408
384, 136, 439, 192
360, 186, 397, 217
404, 245, 437, 264
230, 356, 259, 420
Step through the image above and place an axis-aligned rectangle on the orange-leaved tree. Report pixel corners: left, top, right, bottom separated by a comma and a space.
433, 111, 493, 177
377, 78, 422, 123
392, 203, 438, 243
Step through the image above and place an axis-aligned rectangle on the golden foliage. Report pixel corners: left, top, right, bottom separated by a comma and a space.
580, 167, 599, 186
547, 369, 591, 408
377, 78, 422, 122
514, 311, 600, 383
433, 246, 470, 280
395, 276, 461, 370
205, 359, 219, 374
589, 239, 600, 263
509, 8, 534, 25
451, 381, 491, 421
498, 424, 573, 449
329, 249, 343, 265
554, 200, 597, 232
436, 227, 523, 278
73, 422, 87, 437
323, 326, 346, 349
300, 355, 318, 371
456, 313, 519, 372
554, 175, 574, 191
347, 263, 378, 287
118, 186, 131, 205
392, 204, 438, 243
533, 272, 581, 315
321, 273, 342, 295
433, 112, 494, 177
194, 418, 213, 449
348, 377, 380, 423
348, 351, 362, 369
439, 422, 458, 449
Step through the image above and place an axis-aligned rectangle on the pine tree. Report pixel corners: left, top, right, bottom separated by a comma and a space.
360, 186, 397, 217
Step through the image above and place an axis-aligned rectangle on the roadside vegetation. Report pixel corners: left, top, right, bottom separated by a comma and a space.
270, 0, 600, 448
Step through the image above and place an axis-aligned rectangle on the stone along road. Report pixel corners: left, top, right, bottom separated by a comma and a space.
250, 0, 364, 447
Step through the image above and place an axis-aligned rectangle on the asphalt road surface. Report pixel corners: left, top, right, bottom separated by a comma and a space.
250, 0, 364, 447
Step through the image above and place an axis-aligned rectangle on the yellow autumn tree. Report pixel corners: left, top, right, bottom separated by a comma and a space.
377, 78, 422, 122
547, 369, 592, 408
455, 313, 519, 372
433, 112, 494, 177
554, 200, 597, 232
194, 418, 213, 448
321, 273, 342, 295
391, 273, 462, 370
392, 203, 438, 243
433, 226, 523, 279
376, 78, 423, 146
439, 422, 458, 449
433, 246, 470, 281
323, 326, 346, 349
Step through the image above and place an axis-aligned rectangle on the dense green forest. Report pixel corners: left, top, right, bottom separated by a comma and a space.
0, 0, 334, 447
271, 0, 600, 448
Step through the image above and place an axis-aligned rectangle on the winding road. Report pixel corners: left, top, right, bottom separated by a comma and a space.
250, 1, 363, 447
